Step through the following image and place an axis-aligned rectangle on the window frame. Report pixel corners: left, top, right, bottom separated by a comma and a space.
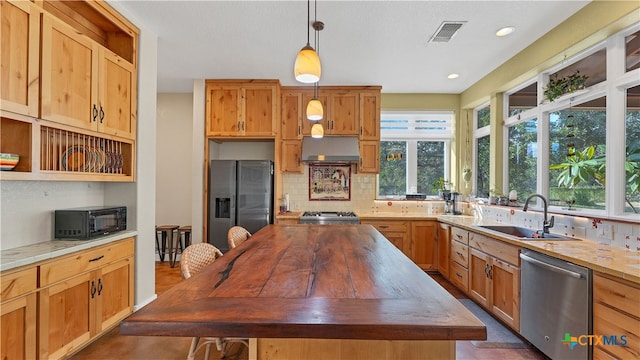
501, 23, 640, 221
377, 111, 453, 197
473, 103, 490, 198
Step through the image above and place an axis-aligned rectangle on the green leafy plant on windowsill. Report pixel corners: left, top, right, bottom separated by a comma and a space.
550, 143, 640, 213
543, 70, 589, 103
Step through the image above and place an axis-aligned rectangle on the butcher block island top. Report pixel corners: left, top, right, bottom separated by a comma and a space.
121, 224, 486, 359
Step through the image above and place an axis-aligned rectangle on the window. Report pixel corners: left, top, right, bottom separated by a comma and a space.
378, 112, 452, 197
508, 119, 538, 202
508, 82, 537, 117
626, 30, 640, 73
626, 85, 640, 213
549, 97, 607, 210
474, 104, 490, 198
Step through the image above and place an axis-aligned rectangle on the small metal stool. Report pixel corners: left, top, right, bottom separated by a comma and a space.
177, 225, 192, 253
156, 225, 179, 267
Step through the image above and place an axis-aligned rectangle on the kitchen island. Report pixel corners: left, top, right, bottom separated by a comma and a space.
120, 224, 486, 359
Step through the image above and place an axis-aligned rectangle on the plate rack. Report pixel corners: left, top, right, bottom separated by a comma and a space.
40, 126, 130, 175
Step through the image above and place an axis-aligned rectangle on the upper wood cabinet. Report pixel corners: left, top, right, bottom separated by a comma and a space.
281, 91, 304, 140
358, 140, 380, 174
40, 14, 136, 140
359, 91, 381, 140
206, 80, 280, 138
327, 91, 359, 135
0, 0, 41, 117
1, 0, 139, 182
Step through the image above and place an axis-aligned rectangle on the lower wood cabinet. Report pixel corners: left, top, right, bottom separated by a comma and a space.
410, 221, 436, 271
0, 266, 37, 360
360, 220, 408, 255
468, 234, 520, 331
593, 272, 640, 359
436, 223, 450, 278
0, 238, 135, 360
36, 237, 134, 359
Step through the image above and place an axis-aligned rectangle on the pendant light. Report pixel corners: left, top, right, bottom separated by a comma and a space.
311, 123, 324, 138
306, 12, 324, 121
294, 0, 321, 83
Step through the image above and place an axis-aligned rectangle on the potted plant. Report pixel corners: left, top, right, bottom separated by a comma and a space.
543, 70, 588, 103
432, 177, 452, 198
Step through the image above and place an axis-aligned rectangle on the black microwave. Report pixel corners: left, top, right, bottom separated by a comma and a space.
55, 206, 127, 240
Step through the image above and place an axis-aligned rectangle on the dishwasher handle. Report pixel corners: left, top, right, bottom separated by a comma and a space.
520, 253, 583, 279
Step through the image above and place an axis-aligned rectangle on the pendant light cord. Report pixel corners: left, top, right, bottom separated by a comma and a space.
306, 0, 310, 45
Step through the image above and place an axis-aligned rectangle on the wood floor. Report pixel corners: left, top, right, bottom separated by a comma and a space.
71, 262, 546, 360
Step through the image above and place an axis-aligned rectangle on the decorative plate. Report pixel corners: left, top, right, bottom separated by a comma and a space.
62, 146, 89, 171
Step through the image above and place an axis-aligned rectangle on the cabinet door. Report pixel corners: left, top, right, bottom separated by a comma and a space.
410, 221, 436, 270
281, 91, 303, 140
206, 85, 241, 136
41, 14, 98, 131
39, 272, 94, 360
358, 140, 380, 173
490, 258, 520, 331
437, 223, 450, 278
329, 91, 359, 135
0, 0, 40, 117
243, 86, 277, 137
359, 92, 380, 140
98, 50, 136, 139
281, 140, 303, 173
1, 294, 36, 360
468, 248, 491, 309
96, 257, 134, 333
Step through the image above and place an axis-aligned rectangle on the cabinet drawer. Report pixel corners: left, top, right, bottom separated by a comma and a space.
450, 261, 469, 293
451, 227, 469, 245
594, 272, 640, 319
40, 238, 134, 287
469, 234, 519, 266
362, 221, 408, 232
450, 240, 469, 268
593, 302, 640, 359
0, 266, 37, 302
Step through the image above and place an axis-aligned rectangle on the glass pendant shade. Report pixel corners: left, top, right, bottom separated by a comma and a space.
294, 44, 321, 83
306, 99, 323, 121
311, 123, 324, 138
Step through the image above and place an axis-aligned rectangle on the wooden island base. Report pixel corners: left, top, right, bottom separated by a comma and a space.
249, 338, 454, 359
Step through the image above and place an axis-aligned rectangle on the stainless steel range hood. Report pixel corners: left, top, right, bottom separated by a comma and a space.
301, 136, 360, 163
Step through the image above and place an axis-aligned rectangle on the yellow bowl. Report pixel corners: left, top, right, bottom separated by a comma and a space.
0, 153, 20, 171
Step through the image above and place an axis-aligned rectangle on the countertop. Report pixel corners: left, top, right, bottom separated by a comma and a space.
121, 224, 486, 341
0, 230, 137, 272
277, 212, 640, 284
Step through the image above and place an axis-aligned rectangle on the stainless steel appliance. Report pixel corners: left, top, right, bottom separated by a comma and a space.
209, 160, 273, 252
54, 206, 127, 240
444, 191, 462, 215
520, 249, 592, 360
299, 211, 360, 224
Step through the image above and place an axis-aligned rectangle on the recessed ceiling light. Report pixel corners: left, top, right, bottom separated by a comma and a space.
448, 73, 459, 79
496, 26, 515, 37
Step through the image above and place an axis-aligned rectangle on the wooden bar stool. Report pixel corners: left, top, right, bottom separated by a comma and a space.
177, 225, 192, 253
156, 225, 179, 267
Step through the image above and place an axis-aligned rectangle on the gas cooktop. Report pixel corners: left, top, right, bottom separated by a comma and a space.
299, 211, 360, 224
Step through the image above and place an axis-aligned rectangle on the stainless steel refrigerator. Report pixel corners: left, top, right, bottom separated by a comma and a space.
208, 160, 273, 252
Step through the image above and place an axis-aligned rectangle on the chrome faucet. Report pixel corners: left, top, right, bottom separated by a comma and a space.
523, 194, 555, 234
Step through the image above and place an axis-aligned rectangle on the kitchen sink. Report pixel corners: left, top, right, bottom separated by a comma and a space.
475, 225, 579, 241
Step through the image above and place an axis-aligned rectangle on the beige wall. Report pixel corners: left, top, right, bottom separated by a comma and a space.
156, 93, 194, 227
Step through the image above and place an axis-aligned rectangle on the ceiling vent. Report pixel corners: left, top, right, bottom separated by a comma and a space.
429, 21, 466, 43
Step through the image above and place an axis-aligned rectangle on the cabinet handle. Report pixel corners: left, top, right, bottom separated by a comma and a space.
98, 278, 103, 296
91, 281, 97, 299
456, 251, 463, 258
379, 225, 389, 229
484, 264, 489, 277
488, 266, 493, 280
237, 121, 241, 131
99, 105, 105, 123
360, 127, 363, 135
456, 272, 463, 279
456, 234, 463, 240
298, 125, 301, 136
92, 104, 98, 122
89, 255, 105, 262
242, 121, 245, 131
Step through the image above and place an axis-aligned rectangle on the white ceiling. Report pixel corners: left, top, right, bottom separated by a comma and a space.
114, 0, 590, 94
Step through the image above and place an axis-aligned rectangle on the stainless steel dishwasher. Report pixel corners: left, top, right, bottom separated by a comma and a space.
520, 249, 592, 360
